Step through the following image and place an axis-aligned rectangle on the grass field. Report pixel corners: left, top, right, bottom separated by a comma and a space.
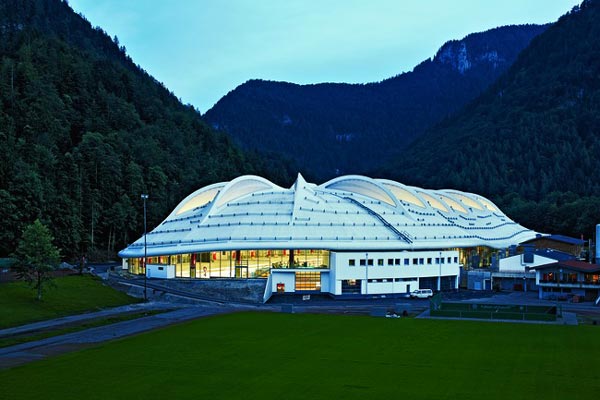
1, 312, 598, 399
0, 275, 138, 328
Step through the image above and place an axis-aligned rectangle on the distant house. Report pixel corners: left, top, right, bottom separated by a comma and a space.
521, 234, 585, 257
535, 260, 600, 302
493, 248, 575, 292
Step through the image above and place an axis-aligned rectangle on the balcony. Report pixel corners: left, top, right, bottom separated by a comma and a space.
538, 280, 600, 289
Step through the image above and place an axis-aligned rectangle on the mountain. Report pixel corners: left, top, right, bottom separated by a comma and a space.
204, 24, 547, 181
0, 0, 294, 259
380, 0, 600, 239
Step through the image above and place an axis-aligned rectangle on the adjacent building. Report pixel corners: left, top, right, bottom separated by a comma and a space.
493, 247, 575, 292
535, 260, 600, 302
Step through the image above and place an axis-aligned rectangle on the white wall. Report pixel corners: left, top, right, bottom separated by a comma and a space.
147, 264, 175, 279
499, 254, 556, 272
270, 270, 295, 293
320, 271, 330, 293
330, 250, 460, 295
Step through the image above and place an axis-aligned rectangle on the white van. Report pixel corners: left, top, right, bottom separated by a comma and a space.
410, 289, 433, 299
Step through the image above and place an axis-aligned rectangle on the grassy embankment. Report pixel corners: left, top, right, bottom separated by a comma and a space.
0, 275, 138, 329
1, 312, 598, 399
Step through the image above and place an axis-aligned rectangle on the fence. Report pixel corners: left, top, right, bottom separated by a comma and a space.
430, 295, 558, 322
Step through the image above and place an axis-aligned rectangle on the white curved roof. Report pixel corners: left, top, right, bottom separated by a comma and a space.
119, 174, 538, 258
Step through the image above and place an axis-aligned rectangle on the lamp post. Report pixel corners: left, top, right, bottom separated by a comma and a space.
141, 194, 149, 302
365, 252, 369, 297
438, 251, 442, 292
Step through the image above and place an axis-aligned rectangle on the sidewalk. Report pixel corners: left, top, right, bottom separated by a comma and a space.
0, 301, 179, 338
0, 303, 246, 369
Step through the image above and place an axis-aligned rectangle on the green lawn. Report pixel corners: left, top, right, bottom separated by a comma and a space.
1, 312, 598, 399
0, 275, 138, 328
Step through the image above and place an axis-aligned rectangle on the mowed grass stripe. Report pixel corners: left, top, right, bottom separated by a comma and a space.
1, 312, 599, 399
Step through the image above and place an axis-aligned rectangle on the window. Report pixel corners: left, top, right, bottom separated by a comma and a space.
447, 257, 451, 263
360, 259, 366, 266
368, 259, 374, 266
403, 258, 409, 265
419, 258, 424, 265
378, 259, 384, 266
295, 271, 321, 291
412, 258, 418, 265
454, 257, 458, 263
435, 258, 440, 264
427, 258, 432, 264
441, 258, 445, 264
388, 258, 394, 265
349, 259, 356, 266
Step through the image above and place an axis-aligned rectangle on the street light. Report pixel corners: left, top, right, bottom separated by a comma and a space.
365, 252, 369, 297
438, 251, 442, 292
141, 194, 149, 302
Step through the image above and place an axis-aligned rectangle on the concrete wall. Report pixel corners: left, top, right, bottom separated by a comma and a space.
143, 278, 267, 303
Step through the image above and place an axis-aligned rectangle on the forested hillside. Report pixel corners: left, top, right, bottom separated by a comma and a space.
0, 0, 294, 259
204, 24, 547, 181
381, 0, 600, 238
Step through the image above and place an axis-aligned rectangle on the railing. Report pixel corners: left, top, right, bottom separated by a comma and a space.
538, 281, 600, 288
343, 196, 413, 244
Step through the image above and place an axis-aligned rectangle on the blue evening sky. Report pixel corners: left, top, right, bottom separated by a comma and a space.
68, 0, 574, 113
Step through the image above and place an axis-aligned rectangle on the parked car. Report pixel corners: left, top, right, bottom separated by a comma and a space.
410, 289, 433, 299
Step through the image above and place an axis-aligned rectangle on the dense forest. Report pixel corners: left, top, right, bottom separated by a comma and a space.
380, 0, 600, 239
204, 24, 547, 181
0, 0, 295, 260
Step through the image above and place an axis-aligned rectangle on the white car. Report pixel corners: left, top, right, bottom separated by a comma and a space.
410, 289, 433, 299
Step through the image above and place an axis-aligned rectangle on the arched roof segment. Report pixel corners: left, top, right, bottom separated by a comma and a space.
169, 182, 225, 218
321, 176, 397, 207
214, 175, 284, 208
380, 182, 425, 208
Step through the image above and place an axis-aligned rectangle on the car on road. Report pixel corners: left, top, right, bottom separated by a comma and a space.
410, 289, 433, 299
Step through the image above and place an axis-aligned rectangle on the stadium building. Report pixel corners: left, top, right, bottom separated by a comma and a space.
118, 174, 537, 299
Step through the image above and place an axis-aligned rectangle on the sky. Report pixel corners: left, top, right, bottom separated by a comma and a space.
68, 0, 575, 113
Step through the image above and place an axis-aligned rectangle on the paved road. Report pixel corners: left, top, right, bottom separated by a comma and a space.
0, 304, 253, 370
0, 302, 178, 337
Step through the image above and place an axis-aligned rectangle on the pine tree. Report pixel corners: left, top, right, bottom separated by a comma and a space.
13, 219, 61, 300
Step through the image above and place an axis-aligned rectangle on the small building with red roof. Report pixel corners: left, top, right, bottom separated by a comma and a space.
535, 260, 600, 302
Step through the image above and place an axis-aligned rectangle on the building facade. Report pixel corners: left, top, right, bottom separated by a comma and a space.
119, 174, 538, 299
535, 260, 600, 302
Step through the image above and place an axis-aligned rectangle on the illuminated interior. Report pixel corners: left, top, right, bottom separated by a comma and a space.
128, 249, 330, 279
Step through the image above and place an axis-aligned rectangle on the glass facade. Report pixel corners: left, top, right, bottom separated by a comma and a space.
127, 249, 330, 279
